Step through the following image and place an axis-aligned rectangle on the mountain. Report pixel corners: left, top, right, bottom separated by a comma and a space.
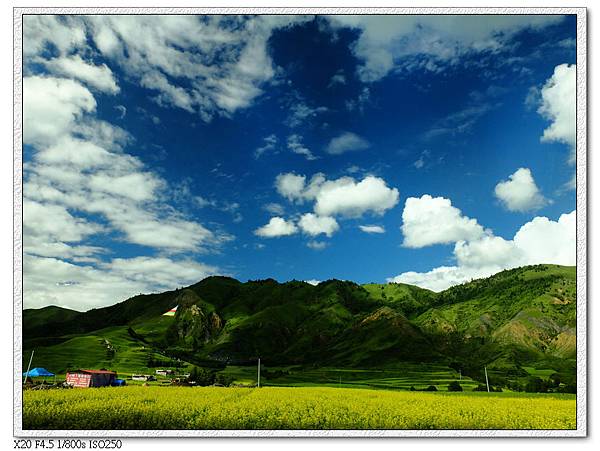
22, 264, 577, 390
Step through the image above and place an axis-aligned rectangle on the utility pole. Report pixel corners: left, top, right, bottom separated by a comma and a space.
459, 369, 462, 381
257, 358, 261, 388
24, 350, 34, 385
484, 366, 490, 393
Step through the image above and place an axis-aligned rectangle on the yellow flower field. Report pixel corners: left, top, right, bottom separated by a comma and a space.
23, 386, 576, 430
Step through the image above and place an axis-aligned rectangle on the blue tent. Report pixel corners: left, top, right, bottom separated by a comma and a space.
23, 368, 55, 377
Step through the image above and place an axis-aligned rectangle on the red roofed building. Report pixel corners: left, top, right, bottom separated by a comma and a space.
66, 369, 117, 388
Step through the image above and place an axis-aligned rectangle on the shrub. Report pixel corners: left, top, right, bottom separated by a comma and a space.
424, 385, 438, 391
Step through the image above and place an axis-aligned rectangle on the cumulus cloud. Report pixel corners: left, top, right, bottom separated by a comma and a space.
327, 15, 563, 82
24, 76, 96, 147
298, 213, 339, 237
325, 132, 370, 155
314, 176, 399, 218
275, 173, 307, 202
44, 55, 119, 94
538, 64, 576, 156
359, 225, 385, 234
389, 210, 575, 292
254, 217, 298, 238
512, 211, 575, 266
401, 195, 485, 248
494, 168, 548, 212
275, 172, 399, 219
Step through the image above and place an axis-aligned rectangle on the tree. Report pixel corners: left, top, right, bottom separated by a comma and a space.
215, 373, 234, 387
188, 366, 215, 386
525, 377, 547, 393
448, 381, 463, 392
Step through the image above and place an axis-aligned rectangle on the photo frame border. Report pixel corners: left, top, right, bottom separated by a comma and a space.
12, 6, 588, 438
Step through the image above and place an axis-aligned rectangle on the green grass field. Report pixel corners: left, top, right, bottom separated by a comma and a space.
23, 386, 576, 430
221, 363, 481, 391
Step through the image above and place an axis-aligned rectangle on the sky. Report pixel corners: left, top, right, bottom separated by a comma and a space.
22, 14, 577, 311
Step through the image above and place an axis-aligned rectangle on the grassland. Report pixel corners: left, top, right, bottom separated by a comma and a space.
221, 363, 481, 391
23, 386, 576, 430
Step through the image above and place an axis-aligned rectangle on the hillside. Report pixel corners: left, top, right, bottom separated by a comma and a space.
22, 264, 577, 391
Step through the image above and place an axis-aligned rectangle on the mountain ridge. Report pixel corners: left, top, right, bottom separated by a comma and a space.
22, 264, 577, 391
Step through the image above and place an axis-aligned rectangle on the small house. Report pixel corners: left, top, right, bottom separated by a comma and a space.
155, 369, 175, 376
66, 369, 117, 388
131, 374, 156, 381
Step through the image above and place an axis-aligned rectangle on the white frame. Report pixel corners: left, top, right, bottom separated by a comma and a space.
13, 7, 587, 437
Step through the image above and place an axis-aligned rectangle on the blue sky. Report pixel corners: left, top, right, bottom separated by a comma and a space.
22, 14, 577, 310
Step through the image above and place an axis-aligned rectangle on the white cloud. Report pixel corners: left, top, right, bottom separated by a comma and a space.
114, 105, 127, 119
254, 134, 278, 159
274, 172, 399, 219
298, 213, 339, 237
25, 15, 310, 121
389, 266, 481, 293
345, 87, 371, 113
23, 74, 227, 255
304, 279, 322, 285
285, 101, 328, 128
389, 210, 575, 292
494, 167, 548, 212
254, 217, 298, 238
328, 15, 563, 82
454, 235, 522, 269
44, 55, 119, 94
359, 225, 385, 234
328, 71, 346, 86
314, 176, 399, 218
287, 134, 317, 160
513, 211, 575, 266
325, 131, 370, 155
537, 64, 576, 161
23, 15, 86, 58
24, 254, 219, 310
24, 76, 96, 147
88, 172, 165, 202
401, 195, 485, 248
275, 173, 307, 202
24, 200, 103, 244
263, 202, 285, 216
307, 241, 328, 251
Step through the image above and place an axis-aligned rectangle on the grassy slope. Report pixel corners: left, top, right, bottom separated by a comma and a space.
22, 265, 577, 389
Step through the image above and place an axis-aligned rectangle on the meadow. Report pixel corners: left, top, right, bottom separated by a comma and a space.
23, 386, 576, 430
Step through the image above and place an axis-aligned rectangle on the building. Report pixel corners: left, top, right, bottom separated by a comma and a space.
66, 369, 117, 388
155, 369, 175, 376
131, 374, 156, 381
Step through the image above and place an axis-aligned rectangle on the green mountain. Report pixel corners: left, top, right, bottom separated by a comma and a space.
22, 264, 577, 391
